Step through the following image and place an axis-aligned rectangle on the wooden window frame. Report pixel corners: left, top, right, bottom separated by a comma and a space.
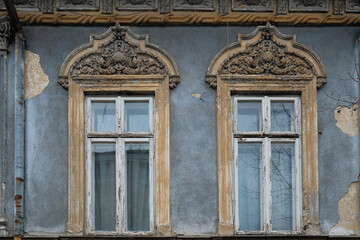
233, 96, 302, 234
58, 25, 180, 236
205, 23, 326, 235
85, 96, 155, 235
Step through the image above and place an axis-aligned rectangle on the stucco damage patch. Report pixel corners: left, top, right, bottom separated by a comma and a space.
334, 101, 360, 136
24, 50, 49, 100
330, 176, 360, 235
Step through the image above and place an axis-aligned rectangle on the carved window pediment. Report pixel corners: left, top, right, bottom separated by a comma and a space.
206, 22, 326, 88
59, 24, 180, 89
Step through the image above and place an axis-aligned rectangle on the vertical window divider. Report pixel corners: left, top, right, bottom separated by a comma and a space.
233, 139, 239, 232
116, 137, 122, 234
263, 137, 271, 233
119, 137, 126, 234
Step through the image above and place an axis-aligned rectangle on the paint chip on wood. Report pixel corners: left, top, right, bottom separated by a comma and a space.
330, 176, 360, 235
334, 101, 360, 136
24, 50, 49, 100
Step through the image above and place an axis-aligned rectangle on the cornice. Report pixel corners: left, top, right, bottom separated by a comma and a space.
1, 0, 360, 25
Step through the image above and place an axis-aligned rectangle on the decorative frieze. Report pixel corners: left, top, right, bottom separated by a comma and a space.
276, 0, 287, 14
334, 0, 344, 15
43, 0, 54, 13
346, 0, 360, 12
0, 16, 10, 51
289, 0, 328, 12
56, 0, 99, 11
219, 0, 229, 14
173, 0, 216, 11
232, 0, 274, 12
102, 0, 113, 14
0, 0, 41, 11
116, 0, 158, 11
160, 0, 171, 14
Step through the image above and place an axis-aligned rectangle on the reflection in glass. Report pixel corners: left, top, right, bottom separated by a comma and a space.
271, 143, 295, 231
125, 101, 149, 132
271, 101, 294, 132
92, 102, 116, 132
93, 143, 116, 231
238, 101, 262, 131
126, 143, 150, 231
238, 143, 262, 231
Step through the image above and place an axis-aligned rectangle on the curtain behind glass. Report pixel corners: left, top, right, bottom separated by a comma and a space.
93, 143, 116, 231
126, 143, 150, 231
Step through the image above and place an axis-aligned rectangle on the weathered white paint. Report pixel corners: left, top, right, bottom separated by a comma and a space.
24, 50, 49, 100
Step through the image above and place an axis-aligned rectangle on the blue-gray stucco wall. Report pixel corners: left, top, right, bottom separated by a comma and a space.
18, 26, 360, 235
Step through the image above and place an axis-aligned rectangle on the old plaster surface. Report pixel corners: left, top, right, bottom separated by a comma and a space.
330, 176, 360, 235
18, 26, 360, 235
335, 101, 360, 137
24, 50, 49, 100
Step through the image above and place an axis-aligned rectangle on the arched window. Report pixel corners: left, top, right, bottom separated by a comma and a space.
206, 23, 326, 235
59, 24, 179, 236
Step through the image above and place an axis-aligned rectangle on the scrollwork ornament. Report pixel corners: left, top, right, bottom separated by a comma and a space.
0, 17, 10, 51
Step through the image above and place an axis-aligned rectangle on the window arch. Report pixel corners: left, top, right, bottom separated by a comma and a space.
59, 24, 179, 236
206, 23, 326, 235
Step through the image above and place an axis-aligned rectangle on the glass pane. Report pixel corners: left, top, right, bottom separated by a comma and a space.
126, 143, 150, 231
271, 101, 295, 132
271, 143, 295, 231
238, 101, 262, 131
93, 143, 116, 231
238, 143, 262, 231
125, 101, 149, 132
91, 102, 116, 132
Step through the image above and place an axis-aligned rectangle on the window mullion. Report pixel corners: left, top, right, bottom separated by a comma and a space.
118, 138, 126, 233
263, 137, 271, 233
263, 96, 269, 134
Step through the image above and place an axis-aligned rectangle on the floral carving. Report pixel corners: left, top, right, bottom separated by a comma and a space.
0, 0, 40, 10
0, 17, 10, 51
116, 0, 157, 10
57, 0, 99, 10
72, 26, 166, 76
219, 24, 312, 76
289, 0, 328, 11
174, 0, 215, 10
346, 0, 360, 12
232, 0, 273, 12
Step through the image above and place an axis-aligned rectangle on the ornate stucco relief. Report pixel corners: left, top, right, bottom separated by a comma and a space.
57, 0, 99, 11
346, 0, 360, 12
0, 0, 41, 11
289, 0, 328, 12
59, 24, 180, 89
0, 16, 10, 51
173, 0, 216, 11
116, 0, 158, 11
102, 0, 113, 14
232, 0, 274, 12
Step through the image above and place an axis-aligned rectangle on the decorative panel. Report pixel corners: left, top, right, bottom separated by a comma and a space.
0, 0, 41, 11
289, 0, 328, 12
219, 0, 229, 14
173, 0, 216, 11
43, 0, 54, 13
276, 0, 287, 14
102, 0, 113, 14
57, 0, 99, 11
232, 0, 274, 12
160, 0, 171, 14
116, 0, 158, 11
334, 0, 344, 15
346, 0, 360, 12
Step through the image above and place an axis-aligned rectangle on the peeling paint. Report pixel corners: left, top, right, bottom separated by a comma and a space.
330, 176, 360, 235
334, 101, 360, 136
24, 51, 49, 100
191, 92, 202, 99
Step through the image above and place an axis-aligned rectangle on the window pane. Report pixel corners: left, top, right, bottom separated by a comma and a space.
238, 143, 262, 231
271, 101, 295, 132
91, 102, 116, 132
271, 143, 295, 231
238, 101, 262, 131
126, 143, 150, 231
125, 101, 149, 132
93, 143, 116, 231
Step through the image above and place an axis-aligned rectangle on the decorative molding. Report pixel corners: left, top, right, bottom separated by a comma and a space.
206, 22, 326, 88
0, 16, 10, 51
56, 0, 100, 11
160, 0, 171, 14
346, 0, 360, 13
219, 0, 229, 14
276, 0, 287, 14
173, 0, 216, 11
289, 0, 329, 12
116, 0, 158, 11
232, 0, 274, 12
59, 24, 180, 89
43, 0, 54, 13
102, 0, 113, 14
334, 0, 344, 15
0, 0, 41, 11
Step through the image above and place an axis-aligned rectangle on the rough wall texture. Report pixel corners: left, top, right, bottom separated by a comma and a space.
19, 26, 360, 235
